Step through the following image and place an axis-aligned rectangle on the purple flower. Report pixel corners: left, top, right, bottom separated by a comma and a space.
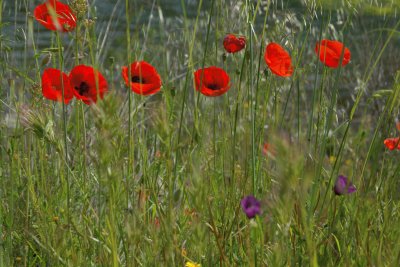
241, 195, 261, 219
334, 175, 356, 195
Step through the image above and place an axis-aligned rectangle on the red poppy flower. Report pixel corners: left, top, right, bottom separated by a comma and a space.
264, 43, 294, 77
69, 65, 108, 105
121, 61, 162, 95
384, 137, 400, 150
223, 34, 246, 53
194, 66, 230, 97
262, 142, 276, 159
41, 68, 74, 104
262, 143, 270, 156
315, 40, 351, 68
34, 0, 77, 32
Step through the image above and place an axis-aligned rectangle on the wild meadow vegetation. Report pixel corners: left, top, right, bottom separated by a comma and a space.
1, 0, 400, 266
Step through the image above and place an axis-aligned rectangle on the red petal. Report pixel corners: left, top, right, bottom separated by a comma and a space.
194, 66, 230, 97
384, 137, 400, 150
264, 43, 293, 77
69, 65, 108, 105
41, 68, 73, 104
223, 34, 246, 53
121, 61, 162, 95
315, 40, 351, 68
34, 0, 77, 32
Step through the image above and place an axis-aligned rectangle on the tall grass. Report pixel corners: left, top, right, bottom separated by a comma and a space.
1, 0, 400, 266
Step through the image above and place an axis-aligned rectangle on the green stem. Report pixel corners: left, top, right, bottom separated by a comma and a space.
56, 32, 70, 226
125, 0, 134, 202
125, 0, 133, 264
247, 2, 256, 194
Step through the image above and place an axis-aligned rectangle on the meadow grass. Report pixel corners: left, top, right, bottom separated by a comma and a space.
1, 0, 400, 266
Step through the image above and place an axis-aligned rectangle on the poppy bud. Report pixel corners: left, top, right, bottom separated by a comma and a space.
223, 34, 246, 53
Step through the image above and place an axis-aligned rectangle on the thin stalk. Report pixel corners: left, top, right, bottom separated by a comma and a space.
247, 2, 256, 194
56, 32, 70, 225
359, 73, 400, 189
310, 11, 354, 211
0, 0, 2, 25
192, 0, 211, 144
307, 15, 326, 142
174, 0, 201, 179
123, 1, 133, 265
231, 56, 246, 186
321, 18, 400, 208
250, 4, 268, 195
280, 24, 311, 129
125, 0, 132, 210
74, 5, 89, 196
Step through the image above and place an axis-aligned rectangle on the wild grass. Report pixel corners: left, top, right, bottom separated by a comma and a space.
1, 0, 400, 266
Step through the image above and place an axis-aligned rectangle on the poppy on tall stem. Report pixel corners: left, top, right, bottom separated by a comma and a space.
264, 42, 294, 77
34, 0, 77, 32
223, 34, 246, 54
69, 65, 108, 105
41, 68, 74, 104
315, 40, 351, 68
121, 61, 162, 95
194, 66, 230, 97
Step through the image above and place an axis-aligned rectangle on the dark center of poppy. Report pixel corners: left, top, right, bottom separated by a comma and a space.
207, 84, 220, 90
75, 82, 90, 96
132, 76, 146, 84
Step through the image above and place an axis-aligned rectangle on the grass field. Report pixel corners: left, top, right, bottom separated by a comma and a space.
1, 0, 400, 266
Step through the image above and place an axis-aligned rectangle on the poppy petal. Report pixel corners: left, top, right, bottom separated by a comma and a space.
69, 65, 108, 105
34, 0, 77, 32
264, 43, 294, 77
223, 34, 246, 53
41, 68, 74, 104
194, 66, 230, 97
315, 40, 351, 68
121, 61, 162, 96
384, 137, 400, 150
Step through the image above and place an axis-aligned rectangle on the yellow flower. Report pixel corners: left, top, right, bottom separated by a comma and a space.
185, 261, 201, 267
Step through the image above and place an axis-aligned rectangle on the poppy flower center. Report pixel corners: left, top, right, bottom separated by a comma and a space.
75, 82, 90, 96
207, 84, 220, 90
132, 76, 146, 84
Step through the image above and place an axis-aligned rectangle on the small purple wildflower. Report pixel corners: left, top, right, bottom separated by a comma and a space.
334, 175, 356, 195
241, 195, 261, 219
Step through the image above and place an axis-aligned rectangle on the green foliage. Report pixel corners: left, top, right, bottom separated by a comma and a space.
0, 0, 400, 266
